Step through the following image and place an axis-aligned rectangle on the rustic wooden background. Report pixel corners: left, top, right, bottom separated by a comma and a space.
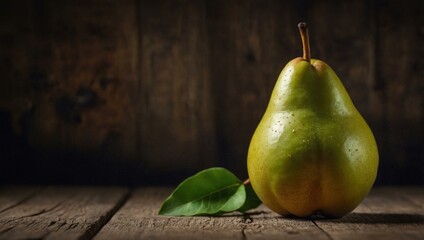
0, 0, 423, 185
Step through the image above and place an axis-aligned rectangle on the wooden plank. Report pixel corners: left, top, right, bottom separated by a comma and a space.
388, 187, 424, 208
0, 186, 418, 239
0, 186, 129, 240
32, 0, 139, 160
244, 205, 329, 240
97, 187, 424, 239
376, 0, 424, 184
95, 187, 331, 239
138, 0, 216, 172
206, 0, 301, 177
0, 0, 139, 183
0, 0, 34, 129
0, 186, 42, 213
313, 187, 424, 240
94, 188, 246, 239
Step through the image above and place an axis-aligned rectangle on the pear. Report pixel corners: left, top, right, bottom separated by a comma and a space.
247, 23, 378, 218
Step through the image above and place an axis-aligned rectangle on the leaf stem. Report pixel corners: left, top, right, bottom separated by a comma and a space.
298, 22, 311, 62
243, 178, 250, 185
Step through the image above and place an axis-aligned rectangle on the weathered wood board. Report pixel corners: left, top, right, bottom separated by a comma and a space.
0, 186, 128, 240
0, 186, 422, 239
95, 187, 424, 240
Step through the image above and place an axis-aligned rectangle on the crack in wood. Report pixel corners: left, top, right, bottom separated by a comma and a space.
161, 217, 171, 232
67, 222, 79, 231
0, 187, 44, 214
47, 220, 57, 227
11, 200, 64, 221
312, 220, 334, 240
241, 214, 253, 240
0, 226, 14, 235
241, 226, 247, 240
84, 188, 131, 240
0, 187, 131, 239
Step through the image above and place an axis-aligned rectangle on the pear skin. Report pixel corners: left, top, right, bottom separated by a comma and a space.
247, 23, 378, 218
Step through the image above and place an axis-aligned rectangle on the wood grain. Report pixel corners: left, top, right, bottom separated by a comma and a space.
0, 186, 42, 213
138, 0, 215, 172
0, 186, 423, 239
243, 205, 329, 240
95, 187, 424, 240
376, 0, 424, 184
0, 0, 139, 183
93, 187, 327, 240
313, 187, 424, 239
0, 186, 128, 240
94, 187, 245, 239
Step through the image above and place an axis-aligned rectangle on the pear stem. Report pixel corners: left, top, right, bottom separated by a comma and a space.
298, 22, 311, 63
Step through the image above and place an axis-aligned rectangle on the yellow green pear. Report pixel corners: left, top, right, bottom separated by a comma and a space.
247, 23, 379, 218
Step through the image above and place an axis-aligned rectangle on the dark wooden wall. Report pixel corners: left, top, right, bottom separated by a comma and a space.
0, 0, 423, 185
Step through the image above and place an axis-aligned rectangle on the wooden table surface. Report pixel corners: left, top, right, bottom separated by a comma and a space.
0, 186, 422, 240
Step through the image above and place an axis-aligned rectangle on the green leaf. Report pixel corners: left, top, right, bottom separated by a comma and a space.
158, 167, 246, 216
237, 184, 262, 213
